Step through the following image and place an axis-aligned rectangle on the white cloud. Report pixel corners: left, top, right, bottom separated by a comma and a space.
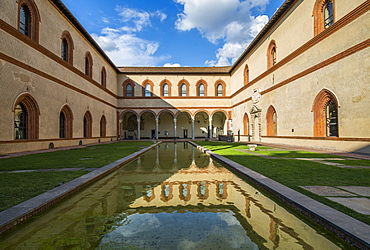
92, 28, 168, 66
163, 63, 181, 67
91, 7, 169, 66
175, 0, 269, 65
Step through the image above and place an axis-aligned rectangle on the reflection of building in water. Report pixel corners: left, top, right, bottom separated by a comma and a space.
1, 144, 340, 249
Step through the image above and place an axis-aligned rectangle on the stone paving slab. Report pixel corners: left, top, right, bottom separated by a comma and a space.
300, 186, 357, 196
328, 198, 370, 215
337, 186, 370, 197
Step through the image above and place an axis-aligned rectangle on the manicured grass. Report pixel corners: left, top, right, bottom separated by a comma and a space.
196, 141, 370, 225
0, 141, 154, 171
253, 150, 345, 158
0, 141, 154, 211
0, 171, 85, 211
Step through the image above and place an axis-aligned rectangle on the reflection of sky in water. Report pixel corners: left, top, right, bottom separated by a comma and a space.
100, 210, 258, 249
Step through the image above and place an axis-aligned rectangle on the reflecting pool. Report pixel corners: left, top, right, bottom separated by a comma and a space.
0, 142, 340, 249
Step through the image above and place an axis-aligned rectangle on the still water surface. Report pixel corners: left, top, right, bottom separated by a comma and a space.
1, 142, 340, 249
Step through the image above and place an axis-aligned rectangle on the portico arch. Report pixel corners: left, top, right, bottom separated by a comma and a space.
158, 110, 175, 139
211, 111, 228, 138
176, 111, 192, 139
139, 110, 157, 139
194, 110, 210, 138
120, 110, 138, 140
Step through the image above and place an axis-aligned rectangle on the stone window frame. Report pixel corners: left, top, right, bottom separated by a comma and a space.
18, 0, 41, 43
160, 79, 172, 97
313, 0, 335, 36
196, 79, 208, 97
59, 105, 73, 139
61, 30, 74, 65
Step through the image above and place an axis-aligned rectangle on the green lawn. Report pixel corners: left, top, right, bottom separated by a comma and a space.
0, 141, 154, 211
196, 141, 370, 225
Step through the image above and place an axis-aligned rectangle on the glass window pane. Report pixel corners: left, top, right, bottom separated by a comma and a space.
324, 1, 334, 29
181, 84, 186, 96
61, 39, 68, 61
199, 84, 204, 96
60, 112, 65, 138
126, 84, 133, 97
20, 5, 29, 36
217, 84, 223, 96
145, 84, 151, 97
163, 84, 168, 96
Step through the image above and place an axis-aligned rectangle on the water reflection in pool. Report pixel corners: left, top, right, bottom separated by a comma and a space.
0, 142, 340, 249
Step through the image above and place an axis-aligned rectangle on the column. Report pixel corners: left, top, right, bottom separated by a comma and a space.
173, 118, 177, 140
209, 117, 213, 139
155, 117, 159, 140
191, 118, 195, 139
137, 118, 141, 140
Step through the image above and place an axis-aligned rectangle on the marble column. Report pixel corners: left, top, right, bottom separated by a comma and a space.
191, 118, 195, 139
137, 118, 141, 140
155, 117, 159, 140
173, 118, 177, 140
209, 117, 213, 139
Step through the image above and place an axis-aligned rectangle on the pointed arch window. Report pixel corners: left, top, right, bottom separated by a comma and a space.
244, 65, 249, 85
313, 89, 339, 137
61, 39, 68, 62
14, 94, 39, 140
101, 67, 106, 87
85, 52, 93, 77
61, 31, 74, 65
313, 0, 335, 35
100, 115, 107, 137
59, 105, 73, 139
267, 40, 277, 69
83, 111, 92, 138
18, 0, 40, 42
14, 104, 27, 139
19, 5, 30, 36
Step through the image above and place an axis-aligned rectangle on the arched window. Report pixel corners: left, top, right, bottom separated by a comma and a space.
163, 84, 169, 96
19, 5, 30, 36
61, 39, 68, 62
214, 80, 226, 96
85, 52, 93, 77
142, 80, 153, 97
101, 67, 106, 87
198, 84, 205, 96
180, 84, 187, 96
196, 80, 208, 97
14, 93, 40, 139
100, 115, 106, 137
244, 65, 249, 85
160, 80, 172, 97
59, 105, 73, 139
267, 40, 277, 69
266, 105, 277, 136
126, 84, 133, 97
61, 31, 74, 65
313, 89, 339, 137
313, 0, 335, 35
145, 84, 151, 97
83, 111, 92, 138
18, 0, 40, 42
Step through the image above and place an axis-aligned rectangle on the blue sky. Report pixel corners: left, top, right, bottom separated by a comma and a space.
62, 0, 285, 67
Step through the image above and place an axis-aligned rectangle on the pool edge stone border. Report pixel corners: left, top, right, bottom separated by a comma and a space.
0, 142, 161, 235
190, 141, 370, 250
